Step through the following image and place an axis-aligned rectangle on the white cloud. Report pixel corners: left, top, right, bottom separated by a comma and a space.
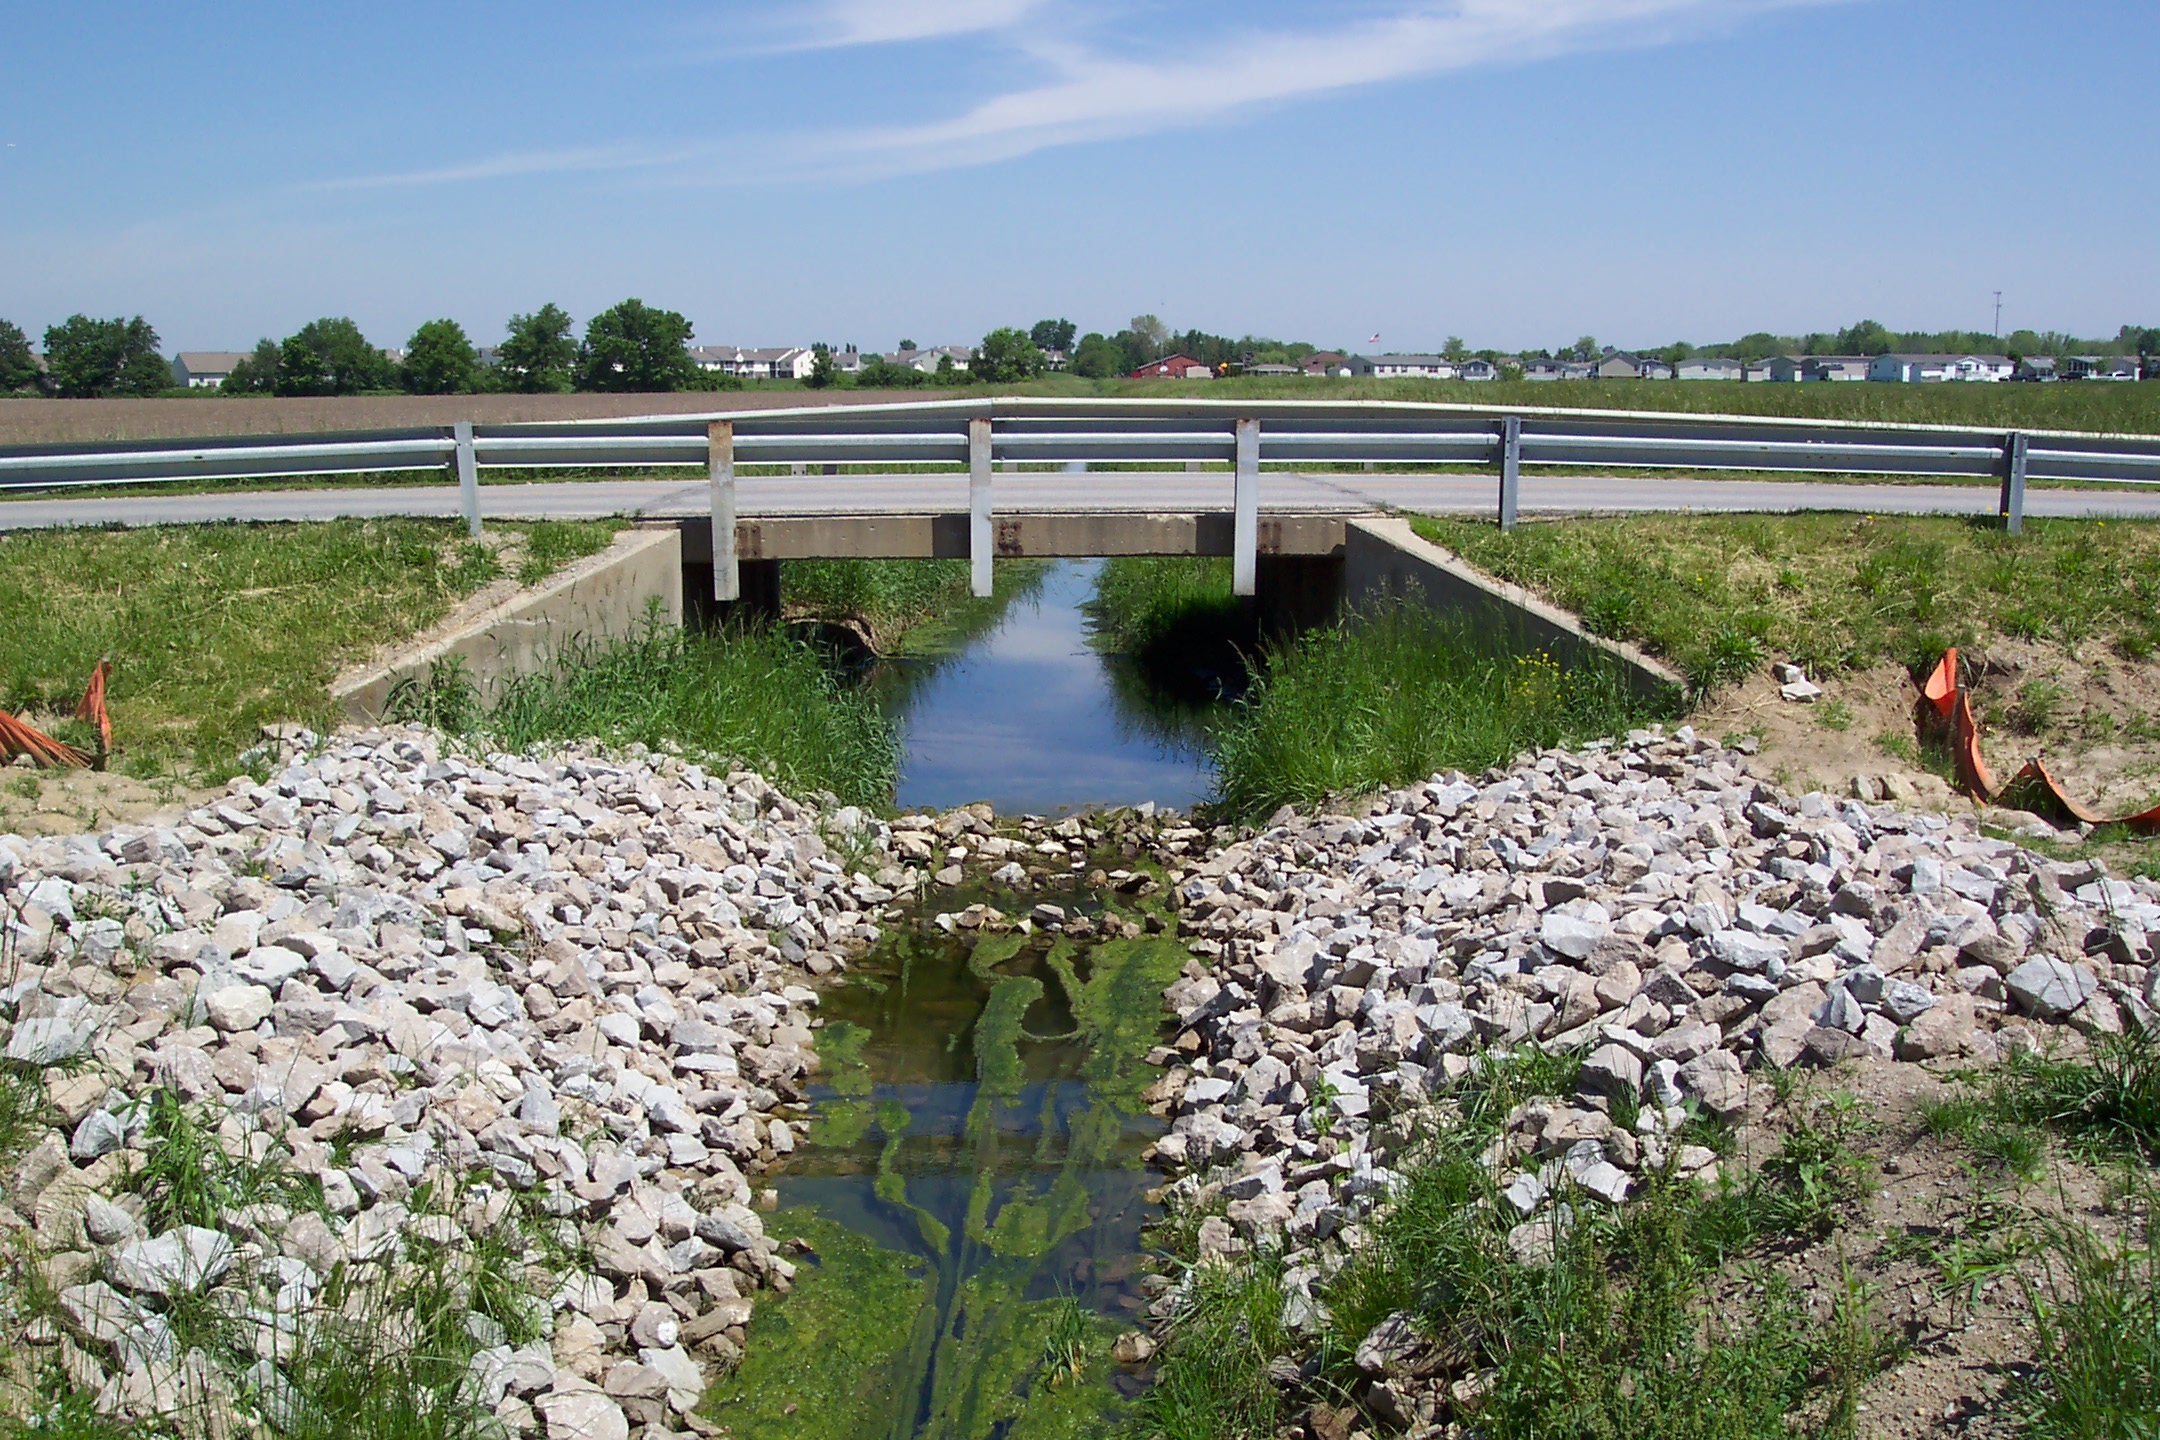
811, 0, 1842, 176
307, 144, 676, 192
745, 0, 1047, 54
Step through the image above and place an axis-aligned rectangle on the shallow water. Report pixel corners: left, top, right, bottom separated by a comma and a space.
876, 560, 1213, 816
707, 868, 1182, 1439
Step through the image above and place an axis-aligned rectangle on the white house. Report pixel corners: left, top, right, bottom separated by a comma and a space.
1867, 353, 2014, 383
1351, 354, 1457, 379
1457, 358, 1499, 382
171, 352, 249, 388
1676, 356, 1742, 381
1745, 357, 1791, 382
1638, 358, 1676, 380
690, 346, 821, 380
1520, 359, 1564, 382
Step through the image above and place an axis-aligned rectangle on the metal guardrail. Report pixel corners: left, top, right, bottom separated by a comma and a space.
4, 397, 2157, 597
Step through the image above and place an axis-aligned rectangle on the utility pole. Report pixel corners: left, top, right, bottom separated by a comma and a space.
1993, 291, 2003, 337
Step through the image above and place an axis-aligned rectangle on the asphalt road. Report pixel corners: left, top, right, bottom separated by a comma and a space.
2, 471, 2156, 530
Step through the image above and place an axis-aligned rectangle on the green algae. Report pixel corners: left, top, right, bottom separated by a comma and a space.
739, 863, 1177, 1439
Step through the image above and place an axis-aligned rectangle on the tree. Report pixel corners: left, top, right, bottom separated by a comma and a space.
498, 304, 578, 393
934, 352, 966, 385
1442, 336, 1468, 363
804, 344, 837, 389
0, 320, 38, 393
42, 314, 168, 398
1833, 319, 1895, 356
1129, 314, 1170, 359
1570, 335, 1599, 362
1730, 332, 1786, 362
219, 338, 282, 394
577, 298, 702, 392
1070, 332, 1123, 379
1028, 318, 1076, 355
403, 319, 478, 395
897, 338, 916, 352
856, 356, 927, 388
973, 327, 1046, 385
271, 317, 395, 396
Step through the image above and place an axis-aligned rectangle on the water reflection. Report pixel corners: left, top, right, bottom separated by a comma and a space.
872, 560, 1214, 815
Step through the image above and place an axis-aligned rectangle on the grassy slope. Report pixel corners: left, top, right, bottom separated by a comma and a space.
0, 517, 617, 779
1412, 512, 2160, 693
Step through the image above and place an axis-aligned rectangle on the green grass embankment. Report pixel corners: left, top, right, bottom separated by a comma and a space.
0, 517, 618, 779
1410, 513, 2160, 694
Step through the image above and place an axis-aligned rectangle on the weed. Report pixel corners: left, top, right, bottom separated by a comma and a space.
382, 654, 480, 732
2012, 678, 2069, 736
123, 1085, 316, 1230
1814, 698, 1854, 732
1209, 602, 1668, 821
3, 772, 36, 802
2012, 1202, 2160, 1438
1140, 1248, 1292, 1440
513, 519, 614, 587
1981, 1025, 2160, 1162
1039, 1285, 1092, 1387
477, 622, 899, 809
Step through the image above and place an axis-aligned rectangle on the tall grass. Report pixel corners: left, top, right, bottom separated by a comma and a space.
478, 624, 898, 807
1084, 557, 1254, 705
1209, 602, 1664, 819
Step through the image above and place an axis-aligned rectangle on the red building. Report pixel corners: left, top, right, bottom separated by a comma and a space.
1130, 353, 1211, 379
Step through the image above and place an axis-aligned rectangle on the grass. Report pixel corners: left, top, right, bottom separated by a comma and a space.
1208, 601, 1668, 820
1412, 512, 2160, 694
780, 557, 985, 654
1927, 1025, 2160, 1166
2014, 1203, 2160, 1439
452, 621, 900, 809
1142, 1056, 1890, 1440
0, 517, 619, 780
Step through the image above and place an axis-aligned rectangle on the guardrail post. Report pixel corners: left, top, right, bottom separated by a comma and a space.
709, 420, 737, 601
1498, 415, 1522, 531
1999, 431, 2028, 535
1234, 418, 1260, 597
454, 421, 480, 537
968, 418, 993, 598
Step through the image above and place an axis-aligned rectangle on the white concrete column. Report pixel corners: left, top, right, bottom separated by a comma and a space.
1234, 418, 1260, 596
1999, 431, 2028, 535
710, 420, 737, 601
969, 417, 993, 597
1498, 415, 1522, 531
454, 421, 480, 538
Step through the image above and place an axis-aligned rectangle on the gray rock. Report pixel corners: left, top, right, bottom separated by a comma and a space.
2005, 957, 2100, 1021
1707, 930, 1787, 972
1539, 913, 1607, 961
1578, 1043, 1643, 1099
108, 1226, 234, 1296
70, 1109, 126, 1163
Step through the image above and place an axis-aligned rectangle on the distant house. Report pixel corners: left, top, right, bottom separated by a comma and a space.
1350, 354, 1457, 379
2087, 356, 2142, 381
1676, 356, 1742, 381
1040, 349, 1067, 371
1638, 358, 1676, 380
171, 352, 250, 388
1744, 357, 1788, 383
1867, 353, 2014, 383
1457, 358, 1499, 382
1592, 354, 1641, 380
2014, 356, 2059, 382
1799, 355, 1872, 382
1243, 363, 1299, 377
1131, 353, 1211, 379
1299, 351, 1347, 377
1559, 360, 1596, 380
1520, 359, 1565, 382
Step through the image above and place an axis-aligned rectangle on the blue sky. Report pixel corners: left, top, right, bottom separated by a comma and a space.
3, 1, 2154, 355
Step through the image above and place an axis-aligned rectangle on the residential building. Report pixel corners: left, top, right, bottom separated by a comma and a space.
2013, 356, 2059, 382
1243, 363, 1300, 377
1676, 356, 1743, 381
1593, 354, 1641, 380
1638, 358, 1675, 380
1560, 360, 1597, 380
2090, 356, 2142, 381
1457, 358, 1499, 382
1130, 353, 1211, 379
1349, 354, 1457, 379
1867, 353, 2014, 383
1040, 349, 1067, 371
1804, 356, 1872, 382
1298, 351, 1347, 377
171, 352, 250, 388
690, 346, 823, 380
1744, 357, 1788, 383
1520, 359, 1565, 382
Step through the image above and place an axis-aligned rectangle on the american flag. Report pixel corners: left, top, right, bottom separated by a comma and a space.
1368, 333, 1380, 343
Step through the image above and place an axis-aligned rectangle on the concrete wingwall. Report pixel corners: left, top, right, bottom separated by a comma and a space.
1341, 516, 1684, 702
333, 525, 684, 722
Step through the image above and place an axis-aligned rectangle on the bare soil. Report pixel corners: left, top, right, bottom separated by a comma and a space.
0, 390, 917, 445
0, 761, 207, 836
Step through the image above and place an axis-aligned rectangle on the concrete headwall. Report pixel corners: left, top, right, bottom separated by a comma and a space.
1341, 516, 1683, 701
333, 525, 684, 721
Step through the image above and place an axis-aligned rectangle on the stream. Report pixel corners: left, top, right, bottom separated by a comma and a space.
704, 561, 1218, 1439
